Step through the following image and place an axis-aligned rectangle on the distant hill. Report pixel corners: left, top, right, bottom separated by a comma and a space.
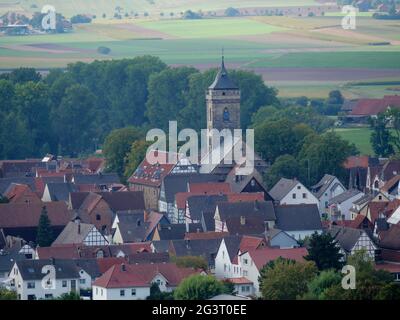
0, 0, 320, 18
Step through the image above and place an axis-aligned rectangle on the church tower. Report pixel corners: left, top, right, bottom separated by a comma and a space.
206, 55, 241, 145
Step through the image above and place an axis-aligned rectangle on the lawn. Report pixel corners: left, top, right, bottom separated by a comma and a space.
334, 127, 373, 155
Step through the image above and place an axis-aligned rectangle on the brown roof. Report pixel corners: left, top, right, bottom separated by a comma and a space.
188, 182, 231, 194
184, 231, 229, 241
0, 202, 73, 228
344, 156, 370, 169
244, 247, 308, 270
226, 277, 253, 284
239, 235, 266, 252
369, 200, 400, 224
379, 224, 400, 250
36, 244, 81, 259
381, 175, 400, 193
350, 96, 400, 116
375, 262, 400, 273
227, 192, 265, 203
127, 150, 176, 187
4, 183, 41, 204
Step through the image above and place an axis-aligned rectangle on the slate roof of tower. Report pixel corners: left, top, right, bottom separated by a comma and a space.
209, 56, 238, 90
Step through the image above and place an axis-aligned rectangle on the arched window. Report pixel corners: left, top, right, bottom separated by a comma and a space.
223, 108, 230, 122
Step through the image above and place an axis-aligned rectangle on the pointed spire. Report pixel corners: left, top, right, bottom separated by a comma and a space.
221, 48, 227, 75
208, 51, 238, 90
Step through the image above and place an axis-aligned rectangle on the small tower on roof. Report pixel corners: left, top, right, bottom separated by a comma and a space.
206, 53, 241, 150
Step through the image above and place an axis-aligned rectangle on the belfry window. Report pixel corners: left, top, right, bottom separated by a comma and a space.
223, 108, 230, 122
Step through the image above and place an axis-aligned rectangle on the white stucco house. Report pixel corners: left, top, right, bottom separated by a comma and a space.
311, 174, 346, 215
327, 189, 365, 221
7, 259, 81, 300
269, 178, 319, 206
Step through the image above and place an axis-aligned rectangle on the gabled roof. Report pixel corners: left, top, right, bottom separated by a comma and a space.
0, 177, 36, 194
188, 194, 227, 221
184, 231, 229, 241
188, 182, 231, 194
45, 182, 77, 202
3, 183, 41, 204
93, 263, 202, 288
269, 178, 299, 201
350, 95, 400, 116
52, 221, 103, 245
328, 189, 363, 205
170, 238, 222, 265
208, 56, 238, 90
216, 200, 276, 222
16, 259, 80, 280
127, 150, 176, 187
244, 247, 308, 270
311, 174, 342, 198
73, 173, 120, 185
275, 204, 322, 231
381, 175, 400, 194
227, 192, 265, 203
378, 224, 400, 250
157, 223, 203, 241
328, 226, 372, 252
163, 173, 221, 203
0, 202, 72, 228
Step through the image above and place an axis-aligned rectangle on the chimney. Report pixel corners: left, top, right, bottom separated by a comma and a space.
197, 228, 200, 233
121, 264, 126, 272
185, 239, 190, 249
77, 220, 81, 234
254, 200, 259, 210
50, 257, 55, 265
240, 216, 246, 226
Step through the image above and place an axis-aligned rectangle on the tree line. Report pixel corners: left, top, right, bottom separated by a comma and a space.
0, 56, 277, 160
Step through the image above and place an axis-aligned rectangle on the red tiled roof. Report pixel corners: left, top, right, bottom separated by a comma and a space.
36, 244, 80, 259
93, 263, 202, 288
350, 99, 387, 116
245, 247, 308, 270
127, 150, 176, 187
97, 257, 127, 273
0, 201, 73, 228
369, 200, 400, 224
227, 193, 264, 203
188, 182, 231, 194
349, 214, 368, 229
4, 184, 41, 204
344, 156, 370, 169
381, 175, 400, 193
226, 277, 253, 284
239, 235, 266, 252
375, 262, 400, 273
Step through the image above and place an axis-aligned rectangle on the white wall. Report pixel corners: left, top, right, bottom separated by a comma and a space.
239, 252, 260, 296
317, 180, 346, 214
334, 193, 365, 220
280, 182, 319, 206
93, 285, 150, 300
214, 240, 241, 280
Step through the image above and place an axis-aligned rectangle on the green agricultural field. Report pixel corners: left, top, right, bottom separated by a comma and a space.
137, 18, 285, 38
248, 51, 400, 69
0, 0, 320, 17
334, 127, 373, 155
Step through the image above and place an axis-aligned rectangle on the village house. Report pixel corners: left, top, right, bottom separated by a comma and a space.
52, 221, 108, 246
3, 183, 42, 204
269, 178, 319, 206
327, 225, 377, 259
214, 200, 276, 235
327, 189, 365, 221
8, 259, 81, 300
239, 247, 308, 296
92, 262, 204, 300
274, 204, 323, 240
311, 174, 346, 215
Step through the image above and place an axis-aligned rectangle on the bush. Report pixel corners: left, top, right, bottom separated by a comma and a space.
225, 7, 240, 17
97, 46, 111, 55
70, 14, 92, 24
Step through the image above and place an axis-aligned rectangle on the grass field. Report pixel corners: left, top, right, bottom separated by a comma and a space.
0, 0, 320, 17
0, 10, 400, 100
334, 128, 374, 155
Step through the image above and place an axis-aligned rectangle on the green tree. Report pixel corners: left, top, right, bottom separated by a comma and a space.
172, 256, 208, 271
255, 119, 314, 163
298, 131, 358, 186
102, 126, 143, 178
305, 232, 344, 271
0, 288, 17, 300
146, 67, 199, 131
264, 154, 300, 188
174, 275, 225, 300
0, 79, 15, 114
225, 7, 240, 16
387, 108, 400, 153
57, 292, 81, 300
36, 206, 54, 247
259, 258, 317, 300
124, 140, 152, 179
302, 269, 342, 300
51, 84, 96, 156
328, 90, 344, 105
8, 67, 41, 84
370, 113, 394, 157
